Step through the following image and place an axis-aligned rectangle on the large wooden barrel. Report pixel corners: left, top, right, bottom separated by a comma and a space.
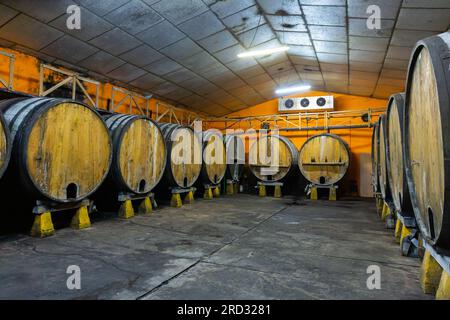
199, 130, 227, 185
103, 113, 166, 194
249, 134, 298, 182
0, 112, 11, 180
378, 114, 393, 203
224, 133, 245, 182
371, 122, 380, 193
158, 123, 202, 189
298, 133, 350, 185
404, 32, 450, 248
0, 97, 112, 202
386, 93, 414, 217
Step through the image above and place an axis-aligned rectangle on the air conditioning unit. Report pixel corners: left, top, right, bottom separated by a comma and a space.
278, 96, 334, 112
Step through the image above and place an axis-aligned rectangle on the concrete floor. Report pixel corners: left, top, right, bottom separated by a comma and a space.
0, 194, 430, 300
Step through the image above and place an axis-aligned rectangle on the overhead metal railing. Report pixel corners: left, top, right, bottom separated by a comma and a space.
0, 50, 14, 90
110, 85, 152, 117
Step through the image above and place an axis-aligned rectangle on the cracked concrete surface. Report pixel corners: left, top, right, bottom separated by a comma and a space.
0, 194, 430, 299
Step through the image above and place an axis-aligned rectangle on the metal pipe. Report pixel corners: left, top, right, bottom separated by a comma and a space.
276, 123, 373, 131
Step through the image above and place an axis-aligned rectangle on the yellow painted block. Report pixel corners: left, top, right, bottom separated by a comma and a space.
436, 271, 450, 300
30, 212, 55, 238
71, 206, 91, 229
394, 218, 402, 243
226, 183, 234, 195
204, 188, 213, 200
138, 197, 152, 215
184, 191, 194, 205
258, 185, 266, 197
171, 193, 182, 208
310, 186, 318, 200
213, 186, 220, 197
274, 185, 282, 198
400, 224, 412, 245
420, 251, 443, 294
119, 200, 135, 219
381, 203, 391, 221
329, 188, 337, 201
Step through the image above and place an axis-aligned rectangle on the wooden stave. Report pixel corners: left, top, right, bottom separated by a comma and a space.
224, 134, 245, 182
386, 93, 414, 217
103, 113, 167, 195
199, 130, 227, 185
158, 123, 202, 189
371, 122, 380, 193
378, 114, 394, 203
404, 33, 450, 248
0, 97, 112, 203
249, 134, 299, 182
298, 133, 351, 186
0, 110, 12, 180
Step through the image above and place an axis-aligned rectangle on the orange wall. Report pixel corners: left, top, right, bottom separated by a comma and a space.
0, 47, 198, 124
205, 91, 387, 197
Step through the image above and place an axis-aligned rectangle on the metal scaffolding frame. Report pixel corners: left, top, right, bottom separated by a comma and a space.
110, 85, 152, 117
0, 50, 14, 90
155, 101, 203, 126
39, 63, 100, 108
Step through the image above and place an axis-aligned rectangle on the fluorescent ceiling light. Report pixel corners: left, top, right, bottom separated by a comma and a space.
275, 85, 312, 95
237, 46, 289, 58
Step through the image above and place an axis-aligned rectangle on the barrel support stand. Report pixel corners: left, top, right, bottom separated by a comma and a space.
420, 242, 450, 299
170, 187, 196, 207
380, 202, 395, 229
306, 184, 337, 201
31, 199, 91, 238
394, 211, 418, 257
256, 181, 283, 198
226, 179, 238, 195
203, 184, 220, 200
118, 192, 155, 219
375, 193, 383, 216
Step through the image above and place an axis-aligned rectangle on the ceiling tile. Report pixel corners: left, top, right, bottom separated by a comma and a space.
151, 0, 208, 25
213, 44, 245, 64
151, 81, 179, 96
380, 68, 407, 80
163, 68, 197, 83
257, 52, 290, 68
350, 70, 379, 81
239, 24, 276, 48
287, 45, 316, 57
386, 46, 413, 60
226, 57, 258, 72
266, 15, 307, 32
303, 6, 346, 26
104, 0, 163, 35
349, 50, 385, 63
178, 11, 224, 40
349, 36, 389, 51
49, 6, 114, 41
298, 71, 323, 81
78, 50, 125, 74
296, 64, 320, 72
309, 26, 347, 41
119, 44, 164, 67
165, 87, 192, 100
136, 20, 185, 50
402, 0, 450, 8
143, 57, 182, 75
236, 64, 267, 79
349, 86, 375, 96
391, 30, 436, 47
348, 0, 401, 19
74, 0, 130, 16
41, 34, 98, 64
300, 0, 345, 5
317, 52, 348, 64
0, 4, 18, 26
257, 0, 302, 15
377, 77, 405, 87
198, 30, 238, 53
289, 55, 319, 66
160, 38, 203, 61
224, 6, 266, 37
373, 85, 403, 99
0, 14, 63, 50
314, 41, 347, 54
89, 28, 141, 55
397, 8, 450, 31
2, 0, 75, 23
350, 61, 382, 72
129, 72, 165, 90
181, 51, 219, 70
245, 73, 273, 85
107, 63, 147, 83
276, 32, 311, 46
383, 58, 409, 70
266, 61, 294, 75
349, 18, 395, 37
320, 63, 348, 73
209, 0, 255, 18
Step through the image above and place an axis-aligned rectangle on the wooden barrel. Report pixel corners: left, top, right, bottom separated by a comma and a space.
0, 97, 112, 202
103, 113, 166, 194
298, 133, 350, 185
0, 112, 11, 180
378, 114, 393, 203
199, 130, 227, 185
224, 133, 245, 182
158, 123, 202, 189
249, 134, 298, 182
386, 93, 414, 217
371, 121, 380, 193
404, 32, 450, 248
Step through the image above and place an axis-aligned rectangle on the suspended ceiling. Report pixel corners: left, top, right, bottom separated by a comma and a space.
0, 0, 449, 116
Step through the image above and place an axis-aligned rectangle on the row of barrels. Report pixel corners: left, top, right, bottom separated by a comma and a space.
372, 31, 450, 249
